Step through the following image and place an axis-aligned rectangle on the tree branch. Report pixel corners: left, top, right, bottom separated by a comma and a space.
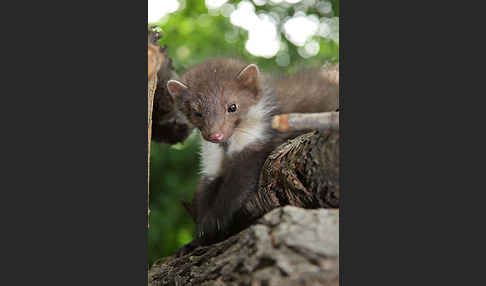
148, 43, 162, 81
147, 28, 164, 228
272, 112, 339, 133
149, 28, 194, 145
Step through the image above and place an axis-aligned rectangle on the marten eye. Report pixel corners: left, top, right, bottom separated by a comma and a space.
194, 111, 202, 117
228, 104, 237, 113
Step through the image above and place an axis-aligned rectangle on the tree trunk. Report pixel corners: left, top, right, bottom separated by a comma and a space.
148, 206, 339, 286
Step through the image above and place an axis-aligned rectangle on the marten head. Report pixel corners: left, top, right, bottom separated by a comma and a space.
167, 59, 263, 143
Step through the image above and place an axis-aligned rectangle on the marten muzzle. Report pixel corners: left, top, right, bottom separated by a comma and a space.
209, 133, 224, 142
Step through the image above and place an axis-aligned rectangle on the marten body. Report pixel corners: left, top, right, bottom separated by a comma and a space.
166, 58, 338, 255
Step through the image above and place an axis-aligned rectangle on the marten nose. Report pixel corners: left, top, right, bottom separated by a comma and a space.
209, 132, 224, 142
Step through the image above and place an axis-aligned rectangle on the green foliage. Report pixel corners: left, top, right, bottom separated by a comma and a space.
148, 0, 339, 266
149, 132, 199, 264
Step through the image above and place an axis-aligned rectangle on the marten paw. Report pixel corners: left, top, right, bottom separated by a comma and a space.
196, 212, 232, 244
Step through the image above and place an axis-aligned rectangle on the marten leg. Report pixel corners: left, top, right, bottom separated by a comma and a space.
174, 176, 222, 257
196, 149, 270, 245
175, 149, 273, 256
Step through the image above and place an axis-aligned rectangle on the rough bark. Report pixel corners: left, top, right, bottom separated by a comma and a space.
148, 206, 339, 286
257, 130, 340, 211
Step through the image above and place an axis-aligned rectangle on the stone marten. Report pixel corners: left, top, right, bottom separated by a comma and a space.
166, 58, 338, 255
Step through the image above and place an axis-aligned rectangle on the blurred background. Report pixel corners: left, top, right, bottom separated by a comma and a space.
148, 0, 339, 266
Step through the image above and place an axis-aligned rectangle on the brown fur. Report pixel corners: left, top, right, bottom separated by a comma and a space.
272, 68, 339, 114
169, 59, 264, 142
167, 58, 339, 256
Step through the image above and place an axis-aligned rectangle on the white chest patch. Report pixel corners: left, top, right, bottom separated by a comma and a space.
227, 97, 273, 155
200, 136, 224, 178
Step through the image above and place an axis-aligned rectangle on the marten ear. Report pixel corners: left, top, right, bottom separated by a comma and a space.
167, 80, 188, 97
236, 64, 259, 89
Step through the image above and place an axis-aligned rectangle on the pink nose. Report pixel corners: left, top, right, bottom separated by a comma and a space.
209, 132, 224, 142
